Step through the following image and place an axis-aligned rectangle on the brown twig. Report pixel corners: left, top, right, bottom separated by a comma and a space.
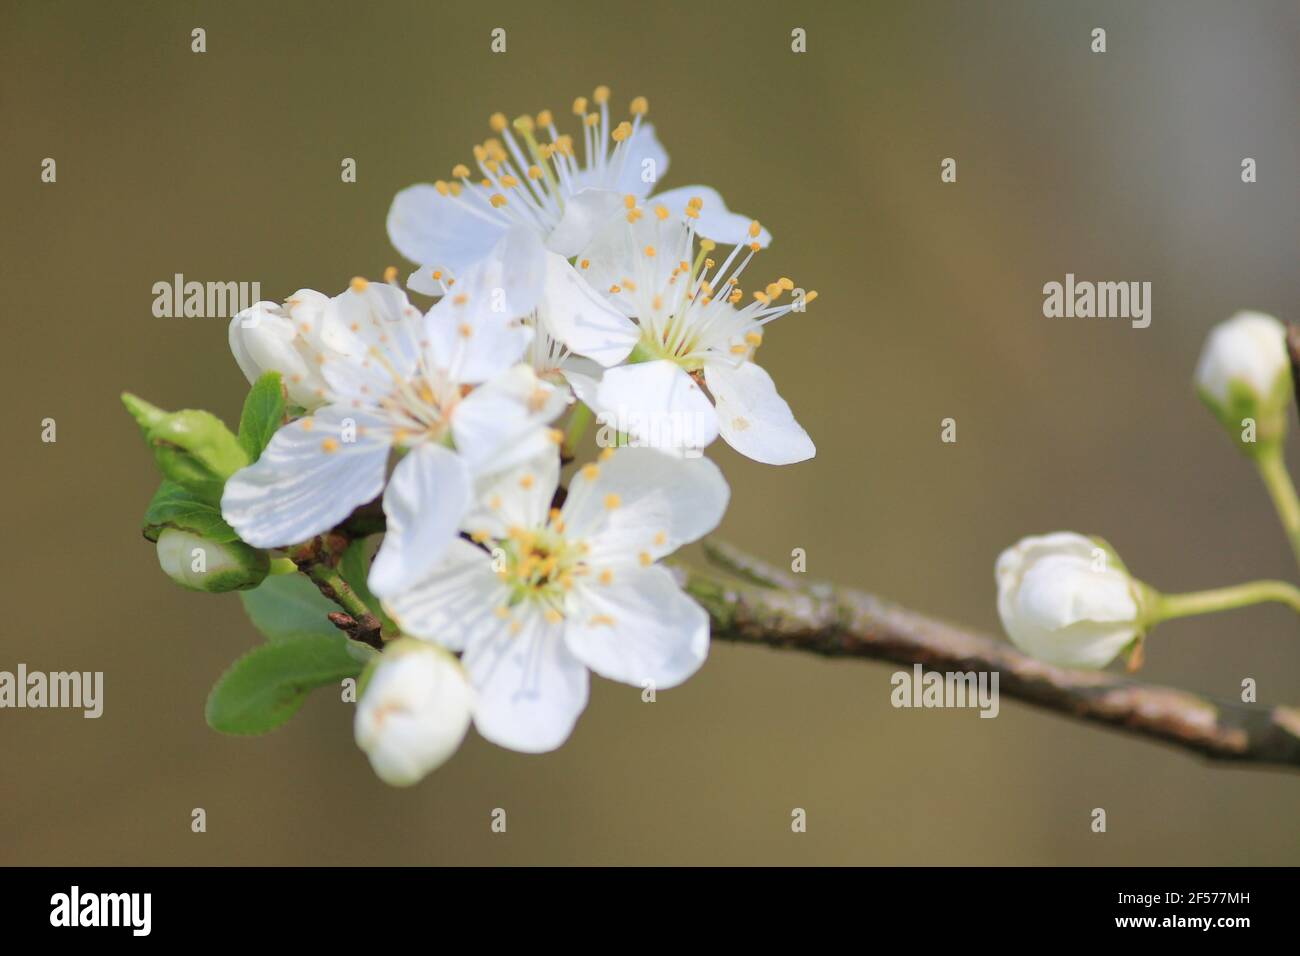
686, 541, 1300, 771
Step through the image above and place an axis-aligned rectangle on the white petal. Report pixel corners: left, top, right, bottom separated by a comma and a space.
560, 446, 729, 564
370, 443, 473, 598
704, 361, 815, 465
650, 185, 771, 247
220, 406, 391, 548
452, 365, 568, 474
613, 122, 670, 198
380, 539, 506, 652
546, 188, 625, 257
560, 356, 604, 408
465, 608, 589, 753
539, 253, 639, 367
594, 360, 718, 455
566, 565, 708, 688
386, 183, 506, 271
463, 453, 561, 540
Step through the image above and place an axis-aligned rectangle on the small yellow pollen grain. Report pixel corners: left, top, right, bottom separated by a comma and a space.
536, 109, 553, 127
638, 551, 652, 567
654, 531, 667, 546
350, 276, 369, 292
451, 163, 470, 178
489, 193, 508, 208
321, 438, 340, 453
599, 447, 616, 461
453, 293, 468, 305
748, 220, 762, 238
598, 569, 614, 585
580, 259, 590, 270
604, 493, 621, 510
588, 614, 616, 627
434, 180, 449, 196
458, 323, 473, 338
383, 266, 398, 283
581, 464, 600, 481
520, 473, 535, 490
654, 204, 669, 220
300, 418, 314, 431
472, 530, 492, 544
687, 196, 704, 210
528, 165, 543, 180
745, 331, 763, 347
611, 121, 632, 142
547, 428, 564, 444
624, 194, 637, 209
730, 344, 748, 355
572, 96, 588, 115
585, 112, 600, 127
489, 112, 507, 132
643, 245, 656, 257
805, 290, 819, 303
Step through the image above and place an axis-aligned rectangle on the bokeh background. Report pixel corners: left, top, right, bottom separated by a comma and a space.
2, 0, 1298, 865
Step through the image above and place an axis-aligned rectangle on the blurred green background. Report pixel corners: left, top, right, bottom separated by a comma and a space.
2, 0, 1297, 865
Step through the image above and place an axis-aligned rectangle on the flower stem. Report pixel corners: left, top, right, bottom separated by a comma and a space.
562, 402, 594, 460
268, 557, 298, 575
1153, 580, 1300, 623
1255, 446, 1300, 573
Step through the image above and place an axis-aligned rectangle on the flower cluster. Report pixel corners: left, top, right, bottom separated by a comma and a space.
124, 88, 817, 786
996, 311, 1300, 670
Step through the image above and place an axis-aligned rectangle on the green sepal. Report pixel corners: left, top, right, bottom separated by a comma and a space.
142, 480, 239, 543
237, 372, 286, 462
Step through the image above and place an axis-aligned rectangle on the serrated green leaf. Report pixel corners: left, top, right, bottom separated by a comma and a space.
339, 539, 396, 635
143, 480, 239, 543
205, 635, 362, 735
239, 572, 345, 642
237, 372, 286, 461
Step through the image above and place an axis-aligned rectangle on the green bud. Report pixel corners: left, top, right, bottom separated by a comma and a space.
155, 528, 269, 592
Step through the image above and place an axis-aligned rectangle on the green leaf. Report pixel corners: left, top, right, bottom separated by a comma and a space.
205, 635, 362, 736
147, 409, 249, 500
339, 539, 396, 635
142, 480, 239, 543
237, 372, 286, 461
239, 572, 345, 642
121, 392, 167, 434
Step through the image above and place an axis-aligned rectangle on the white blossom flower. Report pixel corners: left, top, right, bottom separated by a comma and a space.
229, 291, 339, 409
386, 87, 769, 307
375, 447, 729, 753
1195, 311, 1292, 450
995, 532, 1146, 669
354, 639, 474, 786
567, 203, 816, 463
221, 276, 568, 595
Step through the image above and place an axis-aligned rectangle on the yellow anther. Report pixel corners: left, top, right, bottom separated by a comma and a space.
609, 284, 621, 294
449, 182, 462, 196
434, 180, 449, 196
604, 493, 621, 510
300, 418, 314, 431
580, 463, 601, 481
383, 266, 398, 283
753, 291, 771, 305
638, 551, 652, 567
585, 113, 600, 127
765, 282, 783, 299
745, 331, 763, 347
544, 608, 564, 624
350, 276, 369, 292
599, 447, 616, 461
654, 204, 669, 220
321, 438, 340, 453
509, 620, 522, 635
393, 427, 409, 444
779, 277, 794, 290
512, 114, 535, 134
730, 344, 748, 355
629, 95, 648, 115
549, 507, 563, 523
749, 241, 762, 252
579, 259, 590, 270
748, 220, 761, 238
588, 614, 616, 627
644, 245, 656, 257
519, 473, 535, 489
453, 293, 468, 305
611, 121, 632, 142
598, 569, 614, 585
489, 193, 508, 208
536, 109, 553, 127
652, 294, 663, 311
684, 206, 699, 219
528, 165, 543, 180
624, 194, 637, 209
472, 530, 492, 544
654, 531, 667, 546
489, 112, 507, 132
687, 196, 704, 209
593, 85, 610, 104
547, 428, 564, 444
626, 208, 642, 223
500, 174, 519, 188
805, 290, 819, 303
572, 96, 588, 115
458, 323, 473, 338
704, 258, 715, 269
451, 163, 470, 178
